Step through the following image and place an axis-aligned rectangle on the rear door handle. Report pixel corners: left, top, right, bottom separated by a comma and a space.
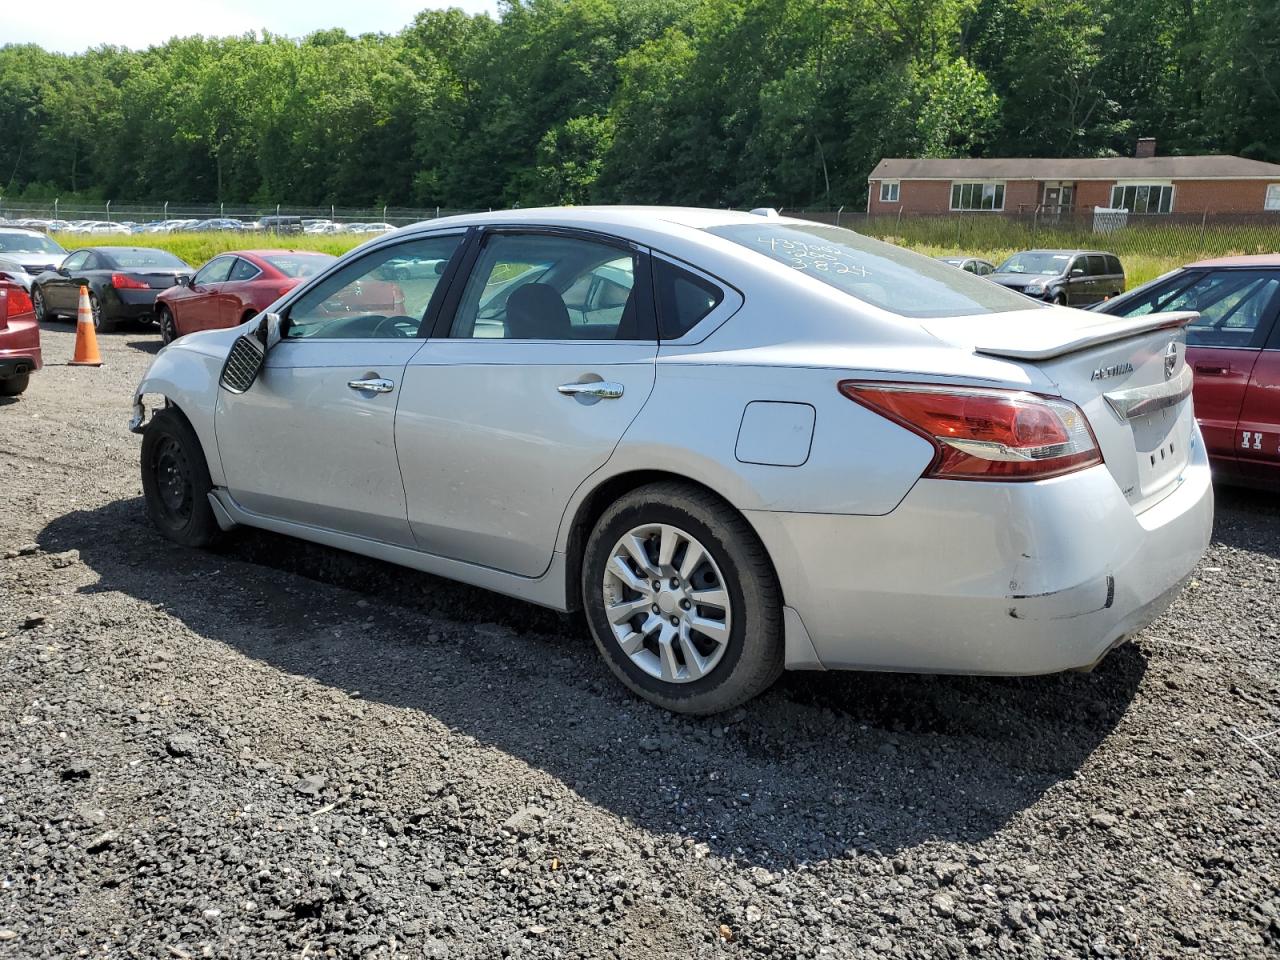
557, 381, 625, 400
1193, 363, 1231, 376
347, 377, 395, 393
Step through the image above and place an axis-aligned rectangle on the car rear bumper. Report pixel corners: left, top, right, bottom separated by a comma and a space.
108, 288, 161, 318
0, 319, 43, 376
749, 425, 1214, 675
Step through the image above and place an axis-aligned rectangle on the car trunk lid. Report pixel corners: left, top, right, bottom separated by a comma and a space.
924, 309, 1198, 513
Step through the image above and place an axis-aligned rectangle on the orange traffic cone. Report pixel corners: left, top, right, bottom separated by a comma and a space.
69, 285, 102, 367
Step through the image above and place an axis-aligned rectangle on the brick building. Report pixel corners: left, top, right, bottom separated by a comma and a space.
867, 141, 1280, 218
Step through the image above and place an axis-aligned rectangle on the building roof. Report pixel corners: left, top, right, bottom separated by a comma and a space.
869, 155, 1280, 181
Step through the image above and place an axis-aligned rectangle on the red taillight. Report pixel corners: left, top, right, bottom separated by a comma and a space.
840, 381, 1102, 481
111, 273, 149, 289
3, 284, 34, 321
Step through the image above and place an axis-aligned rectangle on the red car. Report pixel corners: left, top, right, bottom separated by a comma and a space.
1096, 254, 1280, 488
156, 250, 338, 344
0, 280, 42, 397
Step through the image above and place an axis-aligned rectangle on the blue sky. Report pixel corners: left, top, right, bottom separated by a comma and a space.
2, 1, 500, 53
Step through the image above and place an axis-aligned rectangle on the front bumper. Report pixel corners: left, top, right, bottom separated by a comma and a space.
749, 427, 1214, 675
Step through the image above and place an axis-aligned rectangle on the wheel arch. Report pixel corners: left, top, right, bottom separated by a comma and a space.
560, 468, 784, 615
133, 344, 227, 485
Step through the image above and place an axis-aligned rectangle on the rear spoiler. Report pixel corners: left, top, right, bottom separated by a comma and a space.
971, 311, 1198, 362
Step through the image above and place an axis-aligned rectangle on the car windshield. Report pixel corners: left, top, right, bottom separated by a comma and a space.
264, 253, 336, 278
707, 222, 1036, 318
107, 249, 188, 269
0, 233, 65, 255
996, 252, 1072, 275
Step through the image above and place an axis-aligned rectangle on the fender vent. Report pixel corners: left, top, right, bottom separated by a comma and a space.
219, 335, 265, 394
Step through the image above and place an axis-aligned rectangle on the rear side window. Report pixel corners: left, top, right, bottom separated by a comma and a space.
1106, 255, 1122, 275
707, 222, 1037, 317
229, 258, 260, 281
1086, 255, 1107, 276
654, 259, 724, 338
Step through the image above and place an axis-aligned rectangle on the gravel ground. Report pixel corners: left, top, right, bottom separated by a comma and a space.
2, 319, 1279, 959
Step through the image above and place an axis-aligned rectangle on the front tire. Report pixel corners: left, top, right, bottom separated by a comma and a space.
1051, 291, 1067, 306
158, 307, 178, 345
140, 407, 221, 548
582, 482, 783, 714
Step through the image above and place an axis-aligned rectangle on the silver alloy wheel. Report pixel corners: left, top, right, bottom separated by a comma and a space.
602, 523, 732, 683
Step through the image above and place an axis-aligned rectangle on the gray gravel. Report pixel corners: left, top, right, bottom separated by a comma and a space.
2, 318, 1279, 958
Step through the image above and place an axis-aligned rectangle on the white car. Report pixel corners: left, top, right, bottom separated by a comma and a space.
128, 207, 1212, 714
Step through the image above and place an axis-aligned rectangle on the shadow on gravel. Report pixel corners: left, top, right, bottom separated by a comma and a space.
42, 497, 1148, 868
1213, 484, 1280, 557
124, 338, 161, 355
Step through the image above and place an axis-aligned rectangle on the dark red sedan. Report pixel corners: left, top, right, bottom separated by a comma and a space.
1095, 254, 1280, 488
156, 250, 337, 344
0, 279, 42, 396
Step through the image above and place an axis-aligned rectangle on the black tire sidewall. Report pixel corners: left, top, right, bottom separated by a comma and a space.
159, 308, 175, 344
32, 286, 46, 321
582, 490, 778, 712
140, 409, 218, 547
0, 373, 29, 396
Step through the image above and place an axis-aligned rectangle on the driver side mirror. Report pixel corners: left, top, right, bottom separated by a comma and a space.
219, 312, 284, 394
176, 275, 191, 287
1070, 267, 1085, 277
57, 266, 70, 277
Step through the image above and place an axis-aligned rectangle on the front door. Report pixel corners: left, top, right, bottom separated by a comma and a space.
214, 232, 466, 545
46, 250, 91, 313
396, 229, 659, 577
1219, 273, 1280, 484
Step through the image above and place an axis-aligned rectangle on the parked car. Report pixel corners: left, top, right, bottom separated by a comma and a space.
990, 250, 1125, 305
155, 250, 339, 344
0, 279, 42, 396
257, 215, 303, 234
0, 228, 67, 290
936, 256, 995, 276
129, 207, 1211, 714
1093, 254, 1280, 489
32, 246, 192, 332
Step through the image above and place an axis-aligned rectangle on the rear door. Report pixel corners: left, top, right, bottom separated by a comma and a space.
1064, 255, 1090, 305
396, 227, 658, 577
1086, 255, 1109, 303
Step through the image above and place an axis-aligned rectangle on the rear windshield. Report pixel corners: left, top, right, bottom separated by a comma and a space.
996, 252, 1072, 275
106, 249, 189, 269
707, 223, 1035, 318
264, 253, 335, 278
0, 232, 64, 255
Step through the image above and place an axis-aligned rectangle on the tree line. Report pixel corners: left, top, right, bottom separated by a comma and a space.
1, 0, 1277, 211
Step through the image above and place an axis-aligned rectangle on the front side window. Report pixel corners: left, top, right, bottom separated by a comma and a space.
1111, 183, 1173, 213
287, 233, 463, 340
194, 257, 234, 286
61, 251, 90, 271
707, 222, 1038, 318
1114, 269, 1280, 348
950, 181, 1004, 211
451, 233, 645, 340
1266, 184, 1280, 211
879, 181, 900, 203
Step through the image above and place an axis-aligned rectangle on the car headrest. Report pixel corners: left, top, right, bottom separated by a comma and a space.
506, 282, 570, 340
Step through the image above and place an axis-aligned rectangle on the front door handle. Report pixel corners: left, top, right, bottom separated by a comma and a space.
1194, 363, 1231, 376
347, 377, 395, 394
557, 380, 625, 400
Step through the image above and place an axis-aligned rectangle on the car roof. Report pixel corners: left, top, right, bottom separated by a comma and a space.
239, 249, 334, 257
1011, 249, 1115, 256
1185, 253, 1280, 268
405, 205, 806, 234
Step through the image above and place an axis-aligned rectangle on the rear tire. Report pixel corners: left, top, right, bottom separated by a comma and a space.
31, 285, 51, 321
581, 482, 783, 714
140, 407, 221, 548
90, 293, 116, 333
0, 374, 29, 396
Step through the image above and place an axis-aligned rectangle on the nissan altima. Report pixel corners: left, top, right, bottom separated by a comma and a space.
128, 207, 1212, 714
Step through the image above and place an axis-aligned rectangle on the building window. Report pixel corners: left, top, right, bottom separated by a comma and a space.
879, 180, 900, 203
1266, 184, 1280, 211
950, 182, 1005, 211
1111, 183, 1174, 214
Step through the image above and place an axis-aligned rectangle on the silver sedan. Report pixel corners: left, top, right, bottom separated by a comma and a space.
130, 207, 1212, 713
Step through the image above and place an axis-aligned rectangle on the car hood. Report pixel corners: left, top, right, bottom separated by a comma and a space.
6, 251, 64, 270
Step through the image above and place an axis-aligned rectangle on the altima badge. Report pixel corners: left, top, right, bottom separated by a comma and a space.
1164, 341, 1178, 380
1091, 362, 1134, 381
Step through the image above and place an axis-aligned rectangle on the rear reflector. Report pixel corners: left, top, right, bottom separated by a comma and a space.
840, 381, 1102, 481
111, 273, 150, 289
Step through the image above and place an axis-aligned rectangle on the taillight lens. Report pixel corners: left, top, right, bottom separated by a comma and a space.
111, 273, 149, 289
840, 381, 1102, 481
2, 284, 34, 321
